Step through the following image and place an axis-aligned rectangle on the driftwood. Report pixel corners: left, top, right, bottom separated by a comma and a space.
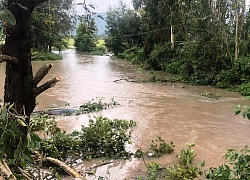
0, 159, 16, 180
46, 157, 86, 180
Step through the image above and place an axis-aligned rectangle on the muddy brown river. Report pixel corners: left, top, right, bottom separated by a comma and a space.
0, 49, 250, 179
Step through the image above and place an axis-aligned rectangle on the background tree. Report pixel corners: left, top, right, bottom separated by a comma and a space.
74, 3, 98, 53
31, 0, 75, 51
104, 0, 250, 89
105, 1, 141, 56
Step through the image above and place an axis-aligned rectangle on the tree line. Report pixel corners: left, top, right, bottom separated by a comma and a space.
105, 0, 250, 96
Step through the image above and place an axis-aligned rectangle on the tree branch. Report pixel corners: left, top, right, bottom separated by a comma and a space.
0, 55, 18, 65
0, 159, 17, 180
34, 77, 59, 97
46, 157, 86, 179
33, 63, 53, 85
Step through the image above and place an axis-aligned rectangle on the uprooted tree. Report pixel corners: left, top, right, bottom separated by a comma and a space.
0, 0, 60, 178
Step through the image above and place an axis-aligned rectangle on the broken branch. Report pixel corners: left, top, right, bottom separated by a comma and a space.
0, 55, 18, 65
33, 63, 53, 85
46, 157, 86, 179
34, 77, 59, 97
0, 159, 17, 180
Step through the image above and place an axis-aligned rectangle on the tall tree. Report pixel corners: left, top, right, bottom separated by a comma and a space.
31, 0, 75, 51
105, 1, 140, 55
0, 0, 59, 173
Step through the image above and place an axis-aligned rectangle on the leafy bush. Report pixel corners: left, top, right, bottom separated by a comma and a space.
31, 51, 62, 61
230, 83, 250, 96
135, 137, 174, 158
39, 116, 136, 161
147, 44, 177, 71
136, 143, 203, 180
206, 147, 250, 180
0, 103, 41, 168
166, 143, 203, 180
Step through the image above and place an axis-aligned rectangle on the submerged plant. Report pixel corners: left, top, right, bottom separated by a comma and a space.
39, 116, 136, 162
135, 137, 174, 158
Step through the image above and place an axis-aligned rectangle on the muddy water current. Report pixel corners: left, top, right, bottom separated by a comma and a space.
0, 49, 250, 179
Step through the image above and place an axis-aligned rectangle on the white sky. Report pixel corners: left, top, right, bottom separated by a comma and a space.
75, 0, 250, 14
76, 0, 133, 13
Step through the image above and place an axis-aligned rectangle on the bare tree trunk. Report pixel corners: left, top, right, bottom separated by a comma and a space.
171, 25, 174, 49
235, 0, 239, 60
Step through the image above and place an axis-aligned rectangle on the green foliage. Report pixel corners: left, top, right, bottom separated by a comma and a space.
206, 146, 250, 180
31, 51, 62, 61
135, 137, 174, 158
166, 143, 203, 180
149, 137, 174, 157
74, 33, 96, 53
0, 9, 16, 25
105, 2, 141, 55
30, 113, 57, 132
31, 0, 75, 51
147, 44, 177, 71
234, 105, 250, 120
39, 116, 136, 161
200, 92, 221, 100
0, 103, 41, 168
136, 143, 203, 180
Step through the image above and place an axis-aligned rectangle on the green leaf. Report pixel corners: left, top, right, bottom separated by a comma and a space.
0, 142, 5, 154
0, 10, 16, 25
23, 153, 33, 163
17, 119, 27, 126
247, 113, 250, 120
234, 109, 241, 116
30, 133, 42, 142
1, 106, 7, 119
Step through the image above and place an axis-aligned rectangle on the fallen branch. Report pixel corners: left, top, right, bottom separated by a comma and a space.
0, 55, 18, 65
17, 167, 32, 180
0, 159, 17, 180
34, 77, 59, 97
113, 78, 130, 82
46, 157, 86, 179
33, 63, 53, 85
84, 161, 112, 171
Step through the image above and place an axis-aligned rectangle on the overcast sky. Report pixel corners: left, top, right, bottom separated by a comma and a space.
76, 0, 133, 14
76, 0, 250, 14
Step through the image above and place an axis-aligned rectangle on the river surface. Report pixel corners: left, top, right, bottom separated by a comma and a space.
0, 49, 250, 179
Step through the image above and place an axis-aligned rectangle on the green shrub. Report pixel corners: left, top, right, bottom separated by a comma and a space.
39, 116, 136, 161
31, 51, 62, 61
206, 147, 250, 180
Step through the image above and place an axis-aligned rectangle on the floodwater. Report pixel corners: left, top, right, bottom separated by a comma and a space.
0, 49, 250, 179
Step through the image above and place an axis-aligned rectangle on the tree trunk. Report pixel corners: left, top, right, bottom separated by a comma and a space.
235, 0, 239, 60
3, 1, 36, 117
2, 0, 59, 114
170, 25, 174, 49
1, 0, 59, 135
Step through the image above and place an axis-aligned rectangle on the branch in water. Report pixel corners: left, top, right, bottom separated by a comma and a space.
34, 77, 59, 97
0, 55, 18, 65
46, 157, 86, 179
33, 63, 53, 85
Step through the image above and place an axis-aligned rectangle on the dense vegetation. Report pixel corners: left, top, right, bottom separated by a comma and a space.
74, 4, 107, 55
105, 0, 250, 96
